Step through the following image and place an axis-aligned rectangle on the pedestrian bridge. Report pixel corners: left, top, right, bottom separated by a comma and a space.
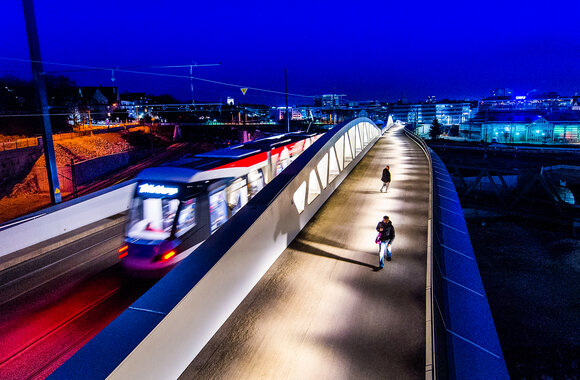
1, 118, 508, 379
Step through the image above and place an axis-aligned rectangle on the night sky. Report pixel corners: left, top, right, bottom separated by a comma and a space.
1, 0, 579, 105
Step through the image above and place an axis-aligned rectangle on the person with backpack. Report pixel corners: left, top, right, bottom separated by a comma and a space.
376, 215, 395, 269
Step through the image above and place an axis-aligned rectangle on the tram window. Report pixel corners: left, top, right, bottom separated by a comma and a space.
127, 197, 179, 240
278, 147, 290, 175
209, 188, 228, 233
272, 147, 290, 177
247, 169, 264, 199
227, 178, 248, 216
271, 153, 282, 176
176, 198, 197, 237
275, 161, 283, 176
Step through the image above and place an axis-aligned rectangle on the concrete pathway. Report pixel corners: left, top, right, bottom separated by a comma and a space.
181, 126, 430, 379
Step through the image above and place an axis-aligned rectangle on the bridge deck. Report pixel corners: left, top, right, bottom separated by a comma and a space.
181, 127, 429, 379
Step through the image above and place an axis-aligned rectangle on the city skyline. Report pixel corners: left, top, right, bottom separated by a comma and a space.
1, 1, 579, 105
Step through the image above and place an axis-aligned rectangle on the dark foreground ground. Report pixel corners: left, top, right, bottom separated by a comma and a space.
467, 218, 580, 379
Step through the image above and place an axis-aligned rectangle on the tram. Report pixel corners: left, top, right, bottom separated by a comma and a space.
118, 131, 321, 275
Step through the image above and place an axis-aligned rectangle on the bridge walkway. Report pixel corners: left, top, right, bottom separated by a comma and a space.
180, 126, 430, 379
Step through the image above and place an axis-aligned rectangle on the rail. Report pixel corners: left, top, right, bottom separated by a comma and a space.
420, 128, 509, 378
405, 127, 509, 379
403, 127, 435, 378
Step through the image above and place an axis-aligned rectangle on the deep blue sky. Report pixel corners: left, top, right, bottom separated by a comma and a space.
1, 0, 579, 105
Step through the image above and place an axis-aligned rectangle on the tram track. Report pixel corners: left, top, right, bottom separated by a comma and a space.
0, 265, 157, 379
0, 219, 125, 308
0, 217, 158, 379
0, 285, 122, 377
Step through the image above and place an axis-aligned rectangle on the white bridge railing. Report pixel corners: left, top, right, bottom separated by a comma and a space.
0, 182, 135, 259
52, 117, 391, 379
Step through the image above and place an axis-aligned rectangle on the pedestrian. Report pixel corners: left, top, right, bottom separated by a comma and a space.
380, 165, 391, 192
375, 215, 395, 268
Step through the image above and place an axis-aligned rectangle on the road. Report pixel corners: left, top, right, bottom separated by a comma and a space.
181, 126, 430, 379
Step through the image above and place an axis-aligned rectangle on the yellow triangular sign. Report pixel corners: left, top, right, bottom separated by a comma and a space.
241, 88, 248, 95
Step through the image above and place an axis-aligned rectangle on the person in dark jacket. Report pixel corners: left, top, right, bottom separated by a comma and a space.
380, 165, 391, 192
376, 215, 395, 268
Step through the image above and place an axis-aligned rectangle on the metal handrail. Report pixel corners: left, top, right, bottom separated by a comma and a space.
403, 127, 435, 379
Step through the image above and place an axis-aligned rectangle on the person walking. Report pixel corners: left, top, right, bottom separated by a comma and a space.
380, 165, 391, 192
376, 215, 395, 268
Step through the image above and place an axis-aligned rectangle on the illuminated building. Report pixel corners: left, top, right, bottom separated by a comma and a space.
269, 107, 302, 120
463, 111, 580, 143
389, 101, 473, 126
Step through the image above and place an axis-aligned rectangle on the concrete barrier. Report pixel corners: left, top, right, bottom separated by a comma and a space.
0, 181, 136, 258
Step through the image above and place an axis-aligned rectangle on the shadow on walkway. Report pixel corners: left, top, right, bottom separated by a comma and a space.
291, 239, 377, 271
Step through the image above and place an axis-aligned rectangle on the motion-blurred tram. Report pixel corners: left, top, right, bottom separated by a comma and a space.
118, 131, 322, 275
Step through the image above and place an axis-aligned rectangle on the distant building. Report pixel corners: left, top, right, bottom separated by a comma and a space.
461, 91, 580, 142
270, 106, 302, 120
78, 86, 120, 121
492, 88, 513, 97
78, 86, 119, 106
120, 92, 150, 105
479, 92, 574, 113
573, 96, 580, 111
314, 94, 345, 108
120, 100, 137, 119
120, 92, 151, 121
389, 101, 472, 126
297, 106, 315, 120
461, 111, 580, 143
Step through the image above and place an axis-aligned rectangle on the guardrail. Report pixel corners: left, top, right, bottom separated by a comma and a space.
431, 150, 508, 378
0, 181, 135, 258
0, 137, 39, 151
52, 118, 386, 379
404, 128, 509, 379
403, 128, 435, 378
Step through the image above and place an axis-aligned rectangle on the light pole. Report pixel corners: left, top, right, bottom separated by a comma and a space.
22, 0, 61, 204
285, 68, 289, 133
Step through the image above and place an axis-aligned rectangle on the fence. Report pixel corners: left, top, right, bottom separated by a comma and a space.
0, 137, 39, 151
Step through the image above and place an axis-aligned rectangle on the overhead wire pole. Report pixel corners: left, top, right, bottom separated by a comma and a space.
22, 0, 61, 204
189, 63, 220, 105
285, 68, 289, 133
190, 64, 194, 104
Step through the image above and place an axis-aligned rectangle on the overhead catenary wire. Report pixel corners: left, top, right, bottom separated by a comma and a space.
0, 102, 253, 118
0, 108, 256, 118
0, 56, 316, 99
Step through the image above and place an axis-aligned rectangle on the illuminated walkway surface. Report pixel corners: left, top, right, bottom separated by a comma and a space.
181, 127, 429, 379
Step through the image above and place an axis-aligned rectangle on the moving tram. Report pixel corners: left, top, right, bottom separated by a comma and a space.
118, 132, 321, 275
